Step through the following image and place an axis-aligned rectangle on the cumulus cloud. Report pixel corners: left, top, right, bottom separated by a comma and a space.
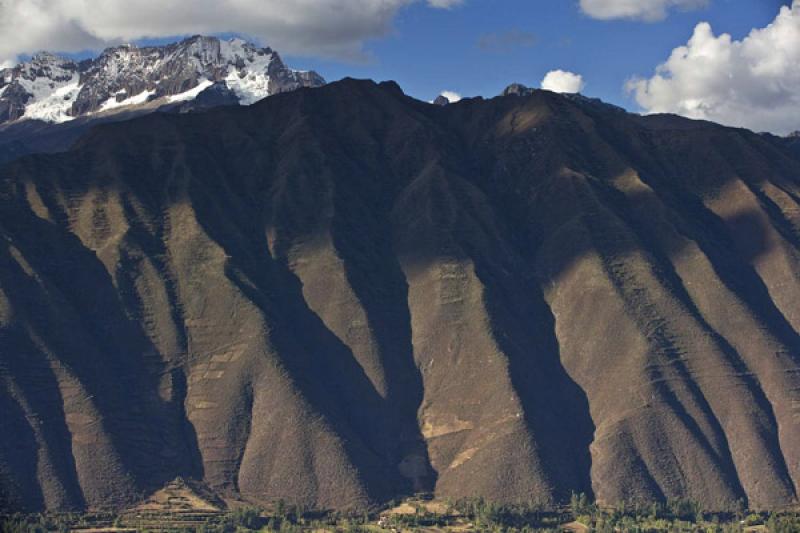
440, 90, 462, 102
580, 0, 708, 22
541, 70, 585, 93
0, 0, 461, 65
627, 1, 800, 134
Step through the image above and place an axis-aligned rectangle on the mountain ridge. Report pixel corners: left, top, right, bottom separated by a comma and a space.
1, 77, 799, 513
0, 35, 324, 125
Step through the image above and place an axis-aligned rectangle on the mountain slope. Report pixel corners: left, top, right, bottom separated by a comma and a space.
0, 79, 799, 512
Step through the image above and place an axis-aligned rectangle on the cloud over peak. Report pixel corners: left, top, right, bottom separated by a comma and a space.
541, 70, 585, 94
0, 0, 460, 65
627, 0, 800, 134
440, 90, 463, 102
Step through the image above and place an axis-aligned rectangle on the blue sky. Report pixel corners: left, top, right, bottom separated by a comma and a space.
284, 0, 792, 110
3, 0, 798, 133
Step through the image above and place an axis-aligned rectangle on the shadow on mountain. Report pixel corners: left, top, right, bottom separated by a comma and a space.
0, 78, 799, 511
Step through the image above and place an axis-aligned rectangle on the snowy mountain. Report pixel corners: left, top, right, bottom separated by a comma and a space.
0, 35, 325, 125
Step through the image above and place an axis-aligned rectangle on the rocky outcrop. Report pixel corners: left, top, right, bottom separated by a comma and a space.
501, 82, 535, 97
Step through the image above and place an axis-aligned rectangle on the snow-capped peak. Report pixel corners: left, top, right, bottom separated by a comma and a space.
0, 53, 80, 123
0, 35, 325, 125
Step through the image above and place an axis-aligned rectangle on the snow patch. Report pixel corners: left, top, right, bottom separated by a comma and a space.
99, 89, 155, 112
21, 76, 81, 123
224, 52, 274, 105
168, 79, 214, 102
225, 71, 271, 105
217, 37, 277, 105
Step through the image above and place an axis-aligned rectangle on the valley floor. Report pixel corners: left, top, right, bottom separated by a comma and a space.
3, 493, 799, 533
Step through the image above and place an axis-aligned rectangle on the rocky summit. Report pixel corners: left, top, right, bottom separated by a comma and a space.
0, 78, 799, 514
0, 35, 324, 125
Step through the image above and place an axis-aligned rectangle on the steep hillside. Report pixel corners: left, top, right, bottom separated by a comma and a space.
0, 79, 799, 513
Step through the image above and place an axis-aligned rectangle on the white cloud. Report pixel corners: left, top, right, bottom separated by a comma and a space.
541, 70, 585, 94
627, 1, 800, 134
427, 0, 463, 7
440, 90, 462, 102
0, 0, 462, 65
580, 0, 708, 22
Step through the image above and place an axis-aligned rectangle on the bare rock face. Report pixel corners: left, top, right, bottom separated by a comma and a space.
1, 79, 800, 513
0, 36, 325, 125
178, 82, 241, 113
0, 83, 35, 123
0, 53, 80, 122
501, 82, 535, 97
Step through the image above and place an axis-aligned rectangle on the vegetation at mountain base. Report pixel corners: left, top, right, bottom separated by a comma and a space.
2, 495, 800, 532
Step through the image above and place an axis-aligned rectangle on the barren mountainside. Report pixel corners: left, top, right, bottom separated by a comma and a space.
1, 79, 800, 513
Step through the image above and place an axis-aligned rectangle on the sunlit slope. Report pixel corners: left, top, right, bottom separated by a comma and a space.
0, 79, 799, 512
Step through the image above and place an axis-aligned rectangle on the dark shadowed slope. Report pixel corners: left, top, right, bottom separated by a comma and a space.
1, 79, 799, 512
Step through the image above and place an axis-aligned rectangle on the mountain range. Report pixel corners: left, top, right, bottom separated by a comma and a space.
0, 64, 800, 513
0, 36, 324, 165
